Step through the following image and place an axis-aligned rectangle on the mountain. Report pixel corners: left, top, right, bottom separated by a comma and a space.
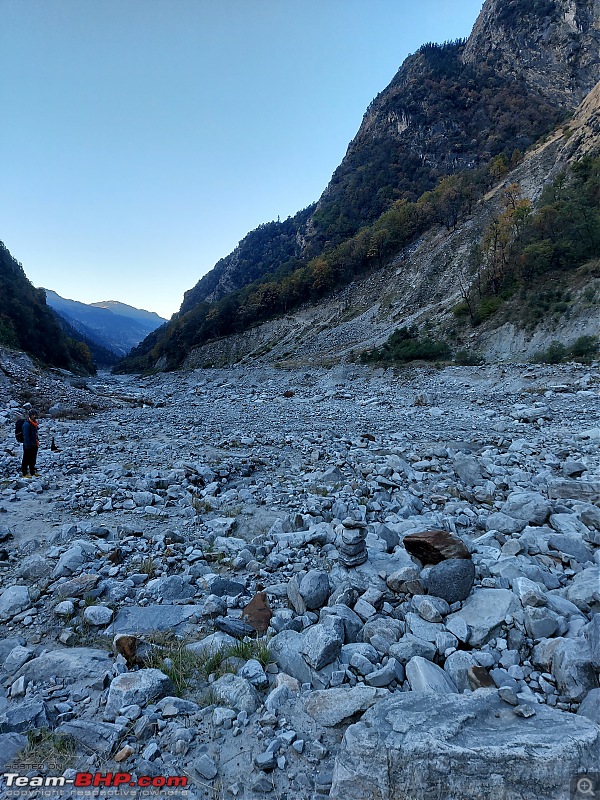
119, 0, 600, 373
90, 300, 166, 326
45, 291, 167, 357
0, 242, 95, 374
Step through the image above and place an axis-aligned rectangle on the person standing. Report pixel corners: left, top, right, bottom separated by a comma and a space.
21, 409, 39, 478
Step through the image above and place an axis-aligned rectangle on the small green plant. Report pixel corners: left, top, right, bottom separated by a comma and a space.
14, 729, 76, 772
193, 498, 213, 514
139, 557, 157, 577
228, 636, 271, 667
532, 335, 599, 364
197, 687, 222, 708
569, 334, 599, 360
452, 301, 470, 317
476, 296, 503, 321
454, 349, 484, 366
143, 636, 205, 695
532, 341, 567, 364
361, 326, 451, 364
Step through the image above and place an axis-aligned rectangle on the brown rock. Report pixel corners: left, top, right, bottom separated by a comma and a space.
242, 591, 272, 634
467, 666, 495, 690
107, 548, 123, 565
114, 634, 141, 668
115, 745, 134, 762
403, 530, 470, 565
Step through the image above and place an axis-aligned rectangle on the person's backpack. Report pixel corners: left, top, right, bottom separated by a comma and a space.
15, 418, 25, 443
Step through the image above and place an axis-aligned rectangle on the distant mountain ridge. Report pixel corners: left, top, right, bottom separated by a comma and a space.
45, 291, 167, 358
90, 300, 166, 326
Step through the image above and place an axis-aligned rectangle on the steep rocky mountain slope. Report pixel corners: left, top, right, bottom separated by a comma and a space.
122, 0, 600, 373
163, 79, 600, 370
45, 290, 167, 357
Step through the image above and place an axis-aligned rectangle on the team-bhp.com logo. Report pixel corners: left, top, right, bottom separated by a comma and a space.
2, 772, 188, 790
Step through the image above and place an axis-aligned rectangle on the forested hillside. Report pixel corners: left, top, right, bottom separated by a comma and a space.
118, 0, 600, 373
0, 242, 95, 373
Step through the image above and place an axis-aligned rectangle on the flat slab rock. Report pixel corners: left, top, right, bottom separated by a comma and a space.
13, 648, 112, 689
108, 605, 204, 635
304, 686, 389, 727
330, 690, 600, 800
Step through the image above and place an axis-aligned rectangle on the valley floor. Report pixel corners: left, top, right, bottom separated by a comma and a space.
0, 359, 599, 800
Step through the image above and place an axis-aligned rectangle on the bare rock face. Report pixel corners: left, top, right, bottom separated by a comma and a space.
330, 691, 600, 800
462, 0, 600, 107
403, 530, 471, 565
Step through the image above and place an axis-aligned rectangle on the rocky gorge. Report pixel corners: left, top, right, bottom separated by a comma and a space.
0, 347, 599, 799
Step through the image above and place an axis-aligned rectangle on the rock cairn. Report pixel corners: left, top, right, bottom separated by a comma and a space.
338, 518, 368, 567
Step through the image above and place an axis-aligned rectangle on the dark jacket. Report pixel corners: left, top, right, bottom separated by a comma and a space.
22, 420, 39, 449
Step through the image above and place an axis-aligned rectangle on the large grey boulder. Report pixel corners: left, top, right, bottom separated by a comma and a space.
109, 604, 204, 635
577, 688, 600, 725
55, 720, 121, 756
445, 589, 519, 647
426, 558, 475, 603
501, 492, 551, 527
13, 648, 112, 689
512, 577, 547, 607
0, 697, 48, 733
301, 624, 342, 670
304, 686, 389, 727
389, 634, 436, 663
586, 614, 600, 669
523, 607, 561, 640
453, 453, 484, 486
565, 567, 600, 609
405, 656, 458, 693
16, 554, 52, 580
186, 631, 237, 657
144, 575, 195, 602
320, 604, 363, 643
299, 570, 330, 610
105, 669, 174, 718
485, 512, 522, 534
52, 541, 95, 578
269, 630, 315, 686
551, 638, 598, 701
444, 651, 478, 692
548, 534, 594, 564
2, 646, 33, 676
0, 586, 30, 622
211, 674, 259, 714
330, 691, 600, 800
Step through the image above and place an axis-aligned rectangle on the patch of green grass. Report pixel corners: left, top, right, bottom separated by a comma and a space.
228, 636, 271, 667
14, 729, 76, 772
139, 557, 157, 577
143, 637, 206, 696
193, 498, 214, 514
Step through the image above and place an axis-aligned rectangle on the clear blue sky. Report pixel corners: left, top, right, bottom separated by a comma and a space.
1, 0, 483, 320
